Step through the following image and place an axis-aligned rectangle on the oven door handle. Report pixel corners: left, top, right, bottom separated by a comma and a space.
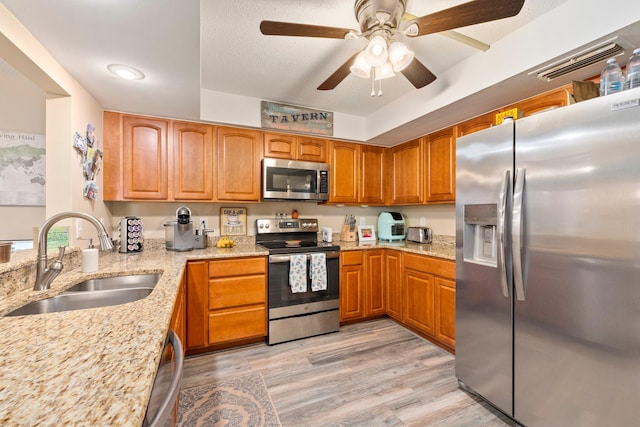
269, 251, 340, 263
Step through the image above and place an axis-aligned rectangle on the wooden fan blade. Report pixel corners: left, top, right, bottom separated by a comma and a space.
411, 0, 525, 37
317, 52, 360, 91
260, 21, 353, 39
401, 59, 437, 89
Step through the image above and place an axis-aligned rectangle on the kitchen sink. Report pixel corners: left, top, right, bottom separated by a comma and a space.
5, 273, 161, 317
65, 273, 161, 292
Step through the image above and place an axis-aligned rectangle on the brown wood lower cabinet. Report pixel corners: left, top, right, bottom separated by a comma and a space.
186, 256, 267, 353
169, 272, 186, 354
339, 249, 456, 352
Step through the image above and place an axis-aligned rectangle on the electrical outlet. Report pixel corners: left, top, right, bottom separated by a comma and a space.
75, 219, 83, 238
360, 216, 366, 226
420, 216, 426, 226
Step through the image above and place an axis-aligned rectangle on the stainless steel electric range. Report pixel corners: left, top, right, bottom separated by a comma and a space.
255, 218, 340, 345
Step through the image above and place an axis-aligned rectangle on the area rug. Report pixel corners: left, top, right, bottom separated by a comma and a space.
177, 373, 281, 427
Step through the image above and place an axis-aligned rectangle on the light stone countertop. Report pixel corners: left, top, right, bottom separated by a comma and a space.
0, 237, 454, 426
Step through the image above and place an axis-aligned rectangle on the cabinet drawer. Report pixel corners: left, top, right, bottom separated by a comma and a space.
209, 276, 266, 309
209, 257, 266, 278
403, 253, 455, 279
341, 250, 363, 266
208, 306, 266, 344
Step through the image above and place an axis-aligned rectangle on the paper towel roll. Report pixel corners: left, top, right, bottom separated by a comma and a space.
82, 248, 99, 273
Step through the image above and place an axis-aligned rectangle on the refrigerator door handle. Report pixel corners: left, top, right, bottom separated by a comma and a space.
497, 170, 511, 298
512, 167, 526, 301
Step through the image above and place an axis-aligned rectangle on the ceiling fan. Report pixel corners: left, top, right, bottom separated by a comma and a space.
260, 0, 526, 93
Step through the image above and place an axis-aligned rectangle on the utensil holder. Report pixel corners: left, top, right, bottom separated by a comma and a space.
340, 225, 357, 242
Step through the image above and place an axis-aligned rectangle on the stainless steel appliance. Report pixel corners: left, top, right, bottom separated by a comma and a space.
455, 88, 640, 426
406, 226, 431, 244
262, 158, 330, 201
256, 218, 340, 344
118, 216, 143, 253
377, 211, 406, 241
163, 206, 193, 251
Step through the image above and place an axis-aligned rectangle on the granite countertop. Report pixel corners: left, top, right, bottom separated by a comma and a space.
0, 242, 268, 427
337, 236, 456, 261
0, 237, 453, 426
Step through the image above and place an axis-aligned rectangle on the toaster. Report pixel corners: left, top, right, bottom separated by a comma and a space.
407, 227, 432, 244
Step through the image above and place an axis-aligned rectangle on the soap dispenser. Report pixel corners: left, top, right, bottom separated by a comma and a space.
82, 238, 99, 273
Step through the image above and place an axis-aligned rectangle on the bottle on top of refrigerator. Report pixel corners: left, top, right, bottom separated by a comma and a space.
624, 48, 640, 90
600, 58, 623, 96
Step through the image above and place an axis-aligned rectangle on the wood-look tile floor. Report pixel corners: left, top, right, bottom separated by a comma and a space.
180, 318, 517, 427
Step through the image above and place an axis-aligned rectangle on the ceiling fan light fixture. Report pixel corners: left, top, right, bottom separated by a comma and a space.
350, 52, 372, 78
365, 36, 389, 66
388, 41, 414, 72
374, 61, 395, 80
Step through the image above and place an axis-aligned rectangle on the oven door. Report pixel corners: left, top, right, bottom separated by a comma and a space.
268, 251, 340, 309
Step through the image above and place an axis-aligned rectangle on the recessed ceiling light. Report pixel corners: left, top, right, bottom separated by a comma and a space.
107, 64, 145, 80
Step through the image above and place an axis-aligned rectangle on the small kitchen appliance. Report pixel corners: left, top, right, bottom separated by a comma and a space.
406, 226, 432, 244
118, 216, 143, 253
262, 158, 330, 202
164, 206, 193, 251
377, 211, 406, 241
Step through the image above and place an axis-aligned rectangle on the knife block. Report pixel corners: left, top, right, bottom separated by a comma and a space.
340, 224, 357, 242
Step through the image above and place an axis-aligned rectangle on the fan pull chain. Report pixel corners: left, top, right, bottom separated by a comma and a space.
370, 70, 376, 97
378, 79, 383, 97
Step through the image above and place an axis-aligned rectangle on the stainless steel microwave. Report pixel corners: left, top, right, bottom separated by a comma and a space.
262, 158, 330, 201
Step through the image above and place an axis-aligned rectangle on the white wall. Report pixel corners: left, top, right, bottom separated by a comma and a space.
108, 201, 455, 241
0, 58, 45, 240
0, 3, 112, 247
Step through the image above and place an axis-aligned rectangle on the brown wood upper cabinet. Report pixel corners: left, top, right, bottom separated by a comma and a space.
329, 141, 359, 204
389, 138, 423, 204
172, 121, 215, 200
329, 141, 386, 205
263, 132, 327, 163
216, 127, 262, 202
425, 127, 456, 203
104, 112, 169, 200
457, 112, 496, 137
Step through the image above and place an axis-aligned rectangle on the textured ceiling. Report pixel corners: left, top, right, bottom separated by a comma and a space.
1, 0, 565, 120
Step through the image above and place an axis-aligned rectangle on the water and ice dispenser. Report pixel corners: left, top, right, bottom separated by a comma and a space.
463, 204, 498, 267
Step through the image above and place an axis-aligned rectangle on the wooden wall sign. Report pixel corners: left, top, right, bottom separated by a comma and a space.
261, 101, 333, 136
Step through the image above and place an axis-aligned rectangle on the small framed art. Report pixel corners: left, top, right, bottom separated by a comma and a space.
220, 207, 247, 236
358, 225, 376, 243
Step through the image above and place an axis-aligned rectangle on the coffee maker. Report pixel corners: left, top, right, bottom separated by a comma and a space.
164, 206, 194, 251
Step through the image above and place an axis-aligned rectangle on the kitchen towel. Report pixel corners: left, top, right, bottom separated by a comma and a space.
289, 254, 308, 293
310, 253, 327, 291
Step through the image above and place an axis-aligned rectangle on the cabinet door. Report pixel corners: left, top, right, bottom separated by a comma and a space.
170, 272, 187, 356
435, 277, 456, 349
403, 269, 435, 336
173, 122, 214, 200
360, 145, 386, 205
365, 250, 385, 317
506, 87, 570, 117
340, 251, 364, 321
425, 127, 455, 203
298, 136, 327, 163
122, 115, 169, 199
384, 250, 403, 321
264, 132, 296, 160
457, 112, 496, 137
329, 141, 359, 203
186, 261, 208, 350
216, 127, 262, 201
390, 138, 423, 204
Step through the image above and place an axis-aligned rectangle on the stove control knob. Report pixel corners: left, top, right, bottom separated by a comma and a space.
265, 223, 270, 229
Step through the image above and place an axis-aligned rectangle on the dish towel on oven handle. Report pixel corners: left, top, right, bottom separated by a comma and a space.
289, 254, 308, 293
310, 253, 327, 291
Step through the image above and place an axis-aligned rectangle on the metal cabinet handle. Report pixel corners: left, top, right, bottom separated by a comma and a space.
497, 170, 511, 298
145, 329, 184, 427
512, 167, 526, 301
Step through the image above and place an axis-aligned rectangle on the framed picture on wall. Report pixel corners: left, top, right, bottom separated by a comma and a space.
220, 207, 247, 236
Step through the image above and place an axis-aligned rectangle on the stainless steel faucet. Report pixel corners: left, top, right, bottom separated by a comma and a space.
34, 212, 114, 291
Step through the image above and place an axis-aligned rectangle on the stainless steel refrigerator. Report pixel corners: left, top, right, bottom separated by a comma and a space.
455, 88, 640, 426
